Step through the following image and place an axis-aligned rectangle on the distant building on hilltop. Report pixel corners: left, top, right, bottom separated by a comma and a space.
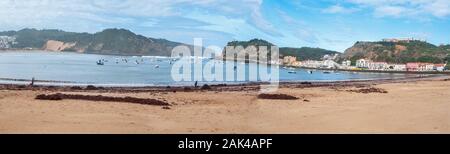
382, 38, 423, 43
368, 62, 388, 70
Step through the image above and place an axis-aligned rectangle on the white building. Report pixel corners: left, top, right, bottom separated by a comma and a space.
356, 59, 372, 68
323, 54, 338, 60
291, 61, 302, 67
368, 62, 388, 70
283, 56, 297, 65
393, 64, 407, 71
425, 64, 435, 71
382, 38, 422, 43
434, 64, 446, 72
322, 59, 339, 69
341, 60, 351, 67
0, 36, 17, 48
413, 63, 435, 71
300, 60, 323, 68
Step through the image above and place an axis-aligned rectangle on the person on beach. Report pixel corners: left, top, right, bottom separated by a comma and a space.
30, 77, 35, 86
194, 81, 198, 88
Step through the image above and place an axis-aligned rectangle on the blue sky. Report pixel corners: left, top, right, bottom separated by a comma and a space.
0, 0, 449, 52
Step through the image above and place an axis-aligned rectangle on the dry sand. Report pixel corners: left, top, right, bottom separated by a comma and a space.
0, 78, 449, 134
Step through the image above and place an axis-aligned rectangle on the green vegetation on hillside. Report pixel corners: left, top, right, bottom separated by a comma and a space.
0, 28, 91, 49
279, 47, 338, 61
0, 28, 192, 56
226, 39, 275, 48
223, 39, 339, 61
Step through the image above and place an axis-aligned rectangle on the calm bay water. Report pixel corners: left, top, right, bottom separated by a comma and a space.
0, 51, 420, 86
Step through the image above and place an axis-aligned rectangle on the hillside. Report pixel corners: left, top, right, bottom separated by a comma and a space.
223, 39, 339, 61
279, 47, 339, 61
341, 40, 450, 64
0, 28, 193, 56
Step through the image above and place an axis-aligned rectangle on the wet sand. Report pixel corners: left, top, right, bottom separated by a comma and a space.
0, 76, 449, 133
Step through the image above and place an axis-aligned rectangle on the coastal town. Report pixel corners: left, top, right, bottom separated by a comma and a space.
282, 38, 449, 72
283, 55, 448, 72
0, 36, 16, 48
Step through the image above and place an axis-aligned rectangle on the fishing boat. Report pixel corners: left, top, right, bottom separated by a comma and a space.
96, 60, 104, 65
154, 65, 160, 68
323, 71, 331, 74
288, 71, 297, 74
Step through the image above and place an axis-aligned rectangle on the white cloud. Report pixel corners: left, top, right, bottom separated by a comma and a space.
277, 10, 318, 44
322, 4, 359, 14
346, 0, 450, 18
373, 6, 410, 17
0, 0, 281, 39
422, 0, 450, 18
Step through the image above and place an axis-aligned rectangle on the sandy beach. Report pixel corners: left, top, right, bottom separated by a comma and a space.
0, 76, 449, 134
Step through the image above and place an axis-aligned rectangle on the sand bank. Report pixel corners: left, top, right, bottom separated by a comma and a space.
0, 76, 449, 133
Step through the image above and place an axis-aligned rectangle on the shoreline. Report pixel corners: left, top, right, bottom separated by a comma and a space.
1, 74, 448, 93
0, 73, 448, 133
296, 66, 450, 75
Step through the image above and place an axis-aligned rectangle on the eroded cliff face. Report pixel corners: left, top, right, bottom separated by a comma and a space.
42, 40, 77, 52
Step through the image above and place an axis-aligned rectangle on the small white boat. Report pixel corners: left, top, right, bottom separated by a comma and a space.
154, 65, 160, 68
96, 60, 104, 65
